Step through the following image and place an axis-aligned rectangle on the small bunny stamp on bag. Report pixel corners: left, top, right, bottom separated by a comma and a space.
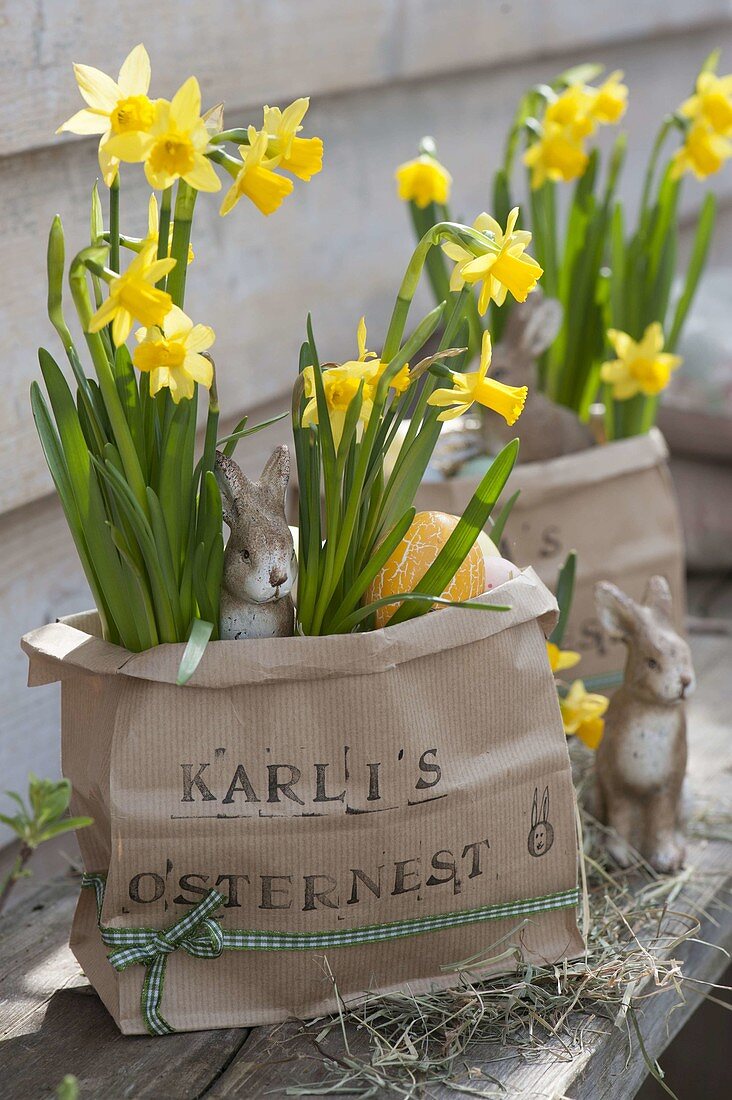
215, 446, 297, 639
527, 786, 554, 857
594, 576, 694, 873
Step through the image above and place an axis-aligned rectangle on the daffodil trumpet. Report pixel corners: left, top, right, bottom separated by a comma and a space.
34, 45, 325, 664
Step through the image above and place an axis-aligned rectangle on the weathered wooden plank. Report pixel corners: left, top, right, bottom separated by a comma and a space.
3, 0, 730, 159
0, 877, 249, 1099
3, 17, 731, 517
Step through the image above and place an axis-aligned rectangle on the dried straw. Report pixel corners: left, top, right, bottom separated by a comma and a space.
279, 753, 730, 1098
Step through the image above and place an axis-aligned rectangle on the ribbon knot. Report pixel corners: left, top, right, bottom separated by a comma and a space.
101, 888, 226, 1035
149, 931, 177, 957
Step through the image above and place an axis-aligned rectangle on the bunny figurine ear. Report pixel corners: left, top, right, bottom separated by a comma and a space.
215, 451, 251, 529
260, 445, 290, 505
540, 786, 549, 824
643, 575, 673, 625
595, 581, 640, 640
531, 787, 539, 829
520, 295, 562, 359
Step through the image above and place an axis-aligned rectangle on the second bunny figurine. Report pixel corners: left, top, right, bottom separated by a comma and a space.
215, 446, 297, 639
594, 576, 694, 873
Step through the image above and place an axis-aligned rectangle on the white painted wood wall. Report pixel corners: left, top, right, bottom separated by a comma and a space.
2, 0, 731, 840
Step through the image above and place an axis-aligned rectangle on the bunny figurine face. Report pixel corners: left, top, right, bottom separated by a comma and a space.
215, 447, 297, 639
596, 576, 695, 705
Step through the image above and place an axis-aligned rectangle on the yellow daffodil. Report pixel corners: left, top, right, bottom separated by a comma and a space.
373, 361, 412, 395
262, 97, 323, 181
145, 194, 194, 264
523, 73, 627, 190
670, 119, 732, 180
523, 123, 589, 189
427, 330, 527, 424
354, 316, 378, 364
547, 641, 581, 674
88, 245, 175, 347
300, 318, 412, 445
560, 680, 608, 750
133, 306, 214, 402
545, 85, 596, 141
395, 155, 452, 208
57, 44, 155, 186
442, 209, 542, 314
301, 362, 378, 446
220, 127, 294, 216
600, 323, 682, 400
352, 317, 411, 396
105, 76, 221, 193
680, 71, 732, 136
588, 71, 628, 125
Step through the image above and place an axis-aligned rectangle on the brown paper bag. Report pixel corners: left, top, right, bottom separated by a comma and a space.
415, 429, 685, 681
23, 568, 583, 1036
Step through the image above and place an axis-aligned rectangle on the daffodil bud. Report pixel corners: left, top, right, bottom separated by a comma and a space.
90, 182, 104, 244
47, 216, 73, 350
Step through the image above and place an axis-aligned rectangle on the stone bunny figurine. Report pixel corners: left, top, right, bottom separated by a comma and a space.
215, 446, 297, 639
484, 291, 595, 463
594, 576, 694, 872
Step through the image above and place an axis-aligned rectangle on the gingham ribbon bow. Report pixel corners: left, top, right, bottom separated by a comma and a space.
82, 872, 580, 1035
83, 873, 225, 1035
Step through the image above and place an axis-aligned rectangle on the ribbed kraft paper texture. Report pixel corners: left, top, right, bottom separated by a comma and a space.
23, 569, 584, 1034
415, 429, 686, 680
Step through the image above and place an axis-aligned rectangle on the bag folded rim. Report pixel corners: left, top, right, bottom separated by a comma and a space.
22, 567, 558, 688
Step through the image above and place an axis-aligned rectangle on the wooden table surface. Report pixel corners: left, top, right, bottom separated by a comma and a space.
1, 598, 730, 1099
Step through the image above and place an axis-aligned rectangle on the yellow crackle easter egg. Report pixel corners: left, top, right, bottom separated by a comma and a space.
365, 511, 502, 628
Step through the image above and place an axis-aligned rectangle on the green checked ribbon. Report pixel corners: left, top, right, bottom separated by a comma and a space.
83, 873, 225, 1035
82, 873, 579, 1035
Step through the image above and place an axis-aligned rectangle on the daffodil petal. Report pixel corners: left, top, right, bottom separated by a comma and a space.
161, 305, 192, 340
436, 403, 470, 421
57, 108, 109, 135
98, 140, 119, 186
427, 386, 463, 408
219, 181, 241, 216
104, 131, 153, 162
117, 43, 151, 97
87, 296, 117, 333
112, 308, 134, 347
184, 154, 222, 193
185, 324, 216, 353
184, 353, 214, 387
73, 63, 120, 112
170, 76, 202, 131
442, 242, 469, 263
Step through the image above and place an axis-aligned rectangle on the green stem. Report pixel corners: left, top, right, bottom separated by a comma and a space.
209, 128, 257, 146
69, 260, 149, 516
382, 222, 491, 362
109, 176, 120, 273
0, 843, 33, 916
156, 187, 173, 287
639, 118, 673, 229
166, 182, 197, 308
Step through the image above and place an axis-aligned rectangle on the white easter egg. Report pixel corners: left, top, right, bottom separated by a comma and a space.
482, 554, 518, 591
